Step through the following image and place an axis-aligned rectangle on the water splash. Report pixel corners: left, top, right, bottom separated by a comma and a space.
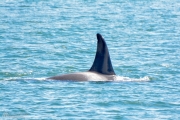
115, 76, 150, 82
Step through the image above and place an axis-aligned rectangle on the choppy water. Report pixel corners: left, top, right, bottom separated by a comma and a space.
0, 0, 180, 119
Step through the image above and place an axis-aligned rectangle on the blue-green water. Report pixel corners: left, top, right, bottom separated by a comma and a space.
0, 0, 180, 119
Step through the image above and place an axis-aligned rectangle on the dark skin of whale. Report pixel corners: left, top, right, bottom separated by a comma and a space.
47, 33, 116, 81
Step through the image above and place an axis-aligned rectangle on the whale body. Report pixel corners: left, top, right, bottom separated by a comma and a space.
47, 33, 116, 81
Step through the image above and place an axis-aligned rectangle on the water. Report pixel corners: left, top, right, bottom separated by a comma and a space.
0, 0, 180, 119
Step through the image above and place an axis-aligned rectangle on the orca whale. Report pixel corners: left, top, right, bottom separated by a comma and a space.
47, 33, 116, 81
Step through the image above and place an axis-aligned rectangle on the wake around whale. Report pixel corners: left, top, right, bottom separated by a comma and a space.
47, 33, 116, 81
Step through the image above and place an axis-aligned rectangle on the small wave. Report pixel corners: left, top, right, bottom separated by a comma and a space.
115, 76, 150, 82
3, 77, 21, 81
3, 77, 47, 81
32, 77, 47, 81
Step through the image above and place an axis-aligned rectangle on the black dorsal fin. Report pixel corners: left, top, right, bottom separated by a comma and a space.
89, 33, 115, 75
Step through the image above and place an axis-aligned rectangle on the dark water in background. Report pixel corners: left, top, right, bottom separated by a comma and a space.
0, 0, 180, 119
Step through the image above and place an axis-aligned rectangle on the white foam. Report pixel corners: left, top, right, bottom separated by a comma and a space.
115, 76, 150, 82
3, 77, 47, 81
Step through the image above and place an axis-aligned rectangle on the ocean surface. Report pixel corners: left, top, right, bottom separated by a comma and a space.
0, 0, 180, 119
